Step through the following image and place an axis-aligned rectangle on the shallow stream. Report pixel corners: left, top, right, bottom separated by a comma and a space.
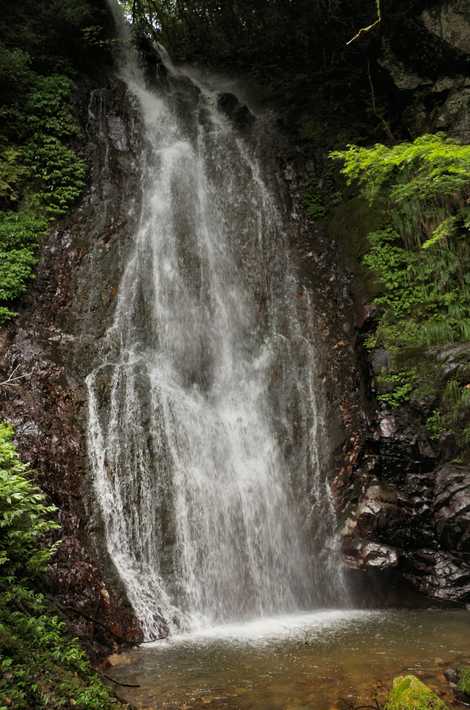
109, 609, 470, 709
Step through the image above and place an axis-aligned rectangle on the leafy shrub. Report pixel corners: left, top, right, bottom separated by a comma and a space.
25, 75, 81, 140
331, 135, 470, 246
0, 423, 119, 709
24, 135, 86, 216
0, 212, 47, 323
332, 135, 470, 446
0, 148, 26, 207
376, 369, 416, 408
0, 70, 87, 321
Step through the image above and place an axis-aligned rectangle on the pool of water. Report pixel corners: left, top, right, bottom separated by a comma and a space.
109, 609, 470, 709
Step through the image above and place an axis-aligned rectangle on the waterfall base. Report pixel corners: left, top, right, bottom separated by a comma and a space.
107, 609, 470, 709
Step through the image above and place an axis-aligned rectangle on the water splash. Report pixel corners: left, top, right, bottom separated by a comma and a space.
87, 4, 347, 640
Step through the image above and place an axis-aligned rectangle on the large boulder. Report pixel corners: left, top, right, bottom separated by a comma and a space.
385, 675, 449, 710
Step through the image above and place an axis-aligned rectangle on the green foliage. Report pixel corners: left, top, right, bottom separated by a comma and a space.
0, 213, 47, 323
332, 134, 470, 448
458, 667, 470, 698
0, 61, 87, 321
0, 0, 112, 323
376, 370, 415, 408
0, 423, 119, 710
0, 148, 26, 205
25, 75, 80, 140
439, 379, 470, 445
304, 191, 327, 220
426, 410, 443, 441
385, 675, 449, 710
24, 135, 86, 217
0, 423, 58, 577
331, 134, 470, 209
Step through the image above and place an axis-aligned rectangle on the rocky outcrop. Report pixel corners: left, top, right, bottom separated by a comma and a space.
0, 77, 145, 655
375, 0, 470, 142
434, 464, 470, 554
333, 1, 470, 606
422, 1, 470, 56
338, 376, 470, 605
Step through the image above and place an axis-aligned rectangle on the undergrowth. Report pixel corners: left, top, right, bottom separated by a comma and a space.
0, 23, 89, 324
0, 423, 119, 710
332, 134, 470, 449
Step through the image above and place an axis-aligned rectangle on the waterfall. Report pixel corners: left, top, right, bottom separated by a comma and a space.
86, 4, 347, 640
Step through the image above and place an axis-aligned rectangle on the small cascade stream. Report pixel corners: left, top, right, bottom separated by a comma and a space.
86, 4, 347, 641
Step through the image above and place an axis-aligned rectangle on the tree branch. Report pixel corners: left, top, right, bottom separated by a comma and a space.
0, 364, 34, 387
347, 0, 381, 46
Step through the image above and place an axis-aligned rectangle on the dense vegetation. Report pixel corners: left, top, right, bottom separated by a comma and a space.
0, 2, 120, 705
0, 0, 110, 323
0, 0, 468, 703
0, 423, 118, 709
333, 134, 470, 449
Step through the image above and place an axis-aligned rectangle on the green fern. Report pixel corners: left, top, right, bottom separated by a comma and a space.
332, 134, 470, 449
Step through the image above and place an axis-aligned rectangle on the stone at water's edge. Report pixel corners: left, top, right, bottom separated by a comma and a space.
338, 319, 470, 605
340, 424, 470, 604
385, 675, 449, 710
457, 667, 470, 702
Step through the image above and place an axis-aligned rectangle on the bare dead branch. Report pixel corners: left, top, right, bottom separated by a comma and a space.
347, 0, 381, 46
0, 364, 34, 387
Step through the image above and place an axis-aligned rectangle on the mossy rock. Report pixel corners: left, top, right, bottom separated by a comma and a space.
327, 196, 384, 299
458, 667, 470, 698
384, 675, 449, 710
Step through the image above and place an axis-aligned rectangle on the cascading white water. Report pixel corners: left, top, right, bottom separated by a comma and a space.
86, 6, 347, 640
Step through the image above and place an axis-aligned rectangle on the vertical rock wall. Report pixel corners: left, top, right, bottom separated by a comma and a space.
0, 77, 145, 654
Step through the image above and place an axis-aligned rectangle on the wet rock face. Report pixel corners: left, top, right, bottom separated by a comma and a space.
335, 292, 470, 604
334, 8, 470, 604
338, 408, 470, 605
434, 464, 470, 554
422, 0, 470, 56
0, 77, 144, 655
336, 302, 470, 605
217, 92, 255, 129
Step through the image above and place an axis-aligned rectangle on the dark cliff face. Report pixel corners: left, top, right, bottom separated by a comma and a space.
333, 0, 470, 607
0, 61, 364, 650
0, 76, 145, 654
338, 417, 470, 605
1, 1, 469, 651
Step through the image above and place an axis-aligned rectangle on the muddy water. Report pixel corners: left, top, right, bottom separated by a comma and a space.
108, 609, 470, 708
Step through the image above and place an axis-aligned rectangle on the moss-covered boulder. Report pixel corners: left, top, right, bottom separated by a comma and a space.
457, 667, 470, 699
385, 675, 449, 710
